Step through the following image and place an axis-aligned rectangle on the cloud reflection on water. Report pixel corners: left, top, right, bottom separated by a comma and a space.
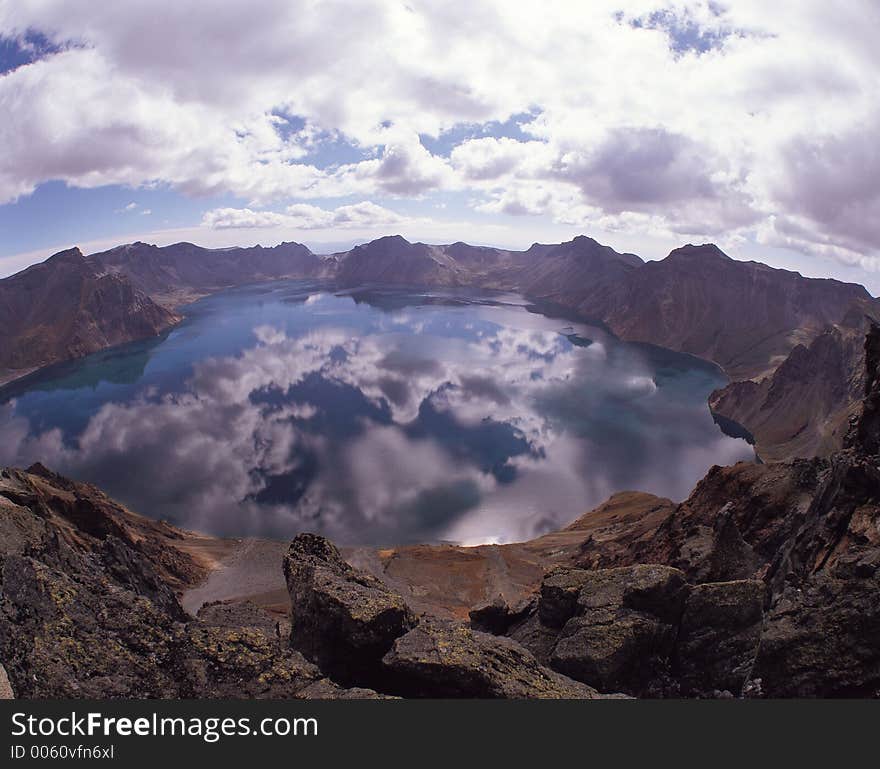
0, 288, 754, 545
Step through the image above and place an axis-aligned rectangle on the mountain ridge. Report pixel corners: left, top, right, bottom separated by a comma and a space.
0, 247, 179, 385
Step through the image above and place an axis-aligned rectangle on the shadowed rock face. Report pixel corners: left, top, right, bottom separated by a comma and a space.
510, 565, 763, 697
545, 565, 690, 695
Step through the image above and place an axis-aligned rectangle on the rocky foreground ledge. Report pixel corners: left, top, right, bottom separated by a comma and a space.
1, 327, 879, 699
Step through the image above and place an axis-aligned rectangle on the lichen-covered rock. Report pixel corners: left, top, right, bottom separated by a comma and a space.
382, 620, 603, 698
545, 565, 688, 695
0, 553, 181, 697
284, 533, 417, 686
176, 624, 323, 698
516, 565, 768, 698
674, 580, 764, 696
752, 574, 880, 697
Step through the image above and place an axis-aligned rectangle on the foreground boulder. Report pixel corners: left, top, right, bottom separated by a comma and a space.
541, 565, 688, 695
382, 619, 603, 698
284, 533, 417, 686
511, 564, 764, 697
752, 575, 880, 697
177, 616, 384, 699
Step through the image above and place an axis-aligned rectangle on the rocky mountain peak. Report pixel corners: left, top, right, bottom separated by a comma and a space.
666, 243, 731, 262
366, 234, 411, 248
45, 246, 86, 264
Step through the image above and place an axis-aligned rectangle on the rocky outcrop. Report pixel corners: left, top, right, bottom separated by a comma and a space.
0, 248, 179, 384
468, 594, 535, 634
382, 619, 602, 698
674, 580, 764, 696
543, 565, 688, 695
709, 309, 879, 461
507, 564, 763, 697
283, 533, 607, 698
284, 533, 417, 687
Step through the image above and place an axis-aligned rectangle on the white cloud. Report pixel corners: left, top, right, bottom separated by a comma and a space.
202, 201, 409, 230
0, 0, 878, 269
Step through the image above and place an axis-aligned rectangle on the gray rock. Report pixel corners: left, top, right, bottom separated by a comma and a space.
382, 619, 603, 698
284, 533, 417, 686
544, 565, 688, 695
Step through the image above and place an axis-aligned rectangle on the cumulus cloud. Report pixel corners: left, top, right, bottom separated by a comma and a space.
202, 201, 409, 230
0, 1, 878, 267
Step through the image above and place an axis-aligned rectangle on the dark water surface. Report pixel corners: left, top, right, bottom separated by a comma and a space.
0, 281, 753, 545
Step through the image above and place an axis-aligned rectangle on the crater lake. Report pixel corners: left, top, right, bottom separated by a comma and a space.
0, 280, 754, 545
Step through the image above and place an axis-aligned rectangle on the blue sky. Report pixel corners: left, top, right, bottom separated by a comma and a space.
1, 1, 879, 291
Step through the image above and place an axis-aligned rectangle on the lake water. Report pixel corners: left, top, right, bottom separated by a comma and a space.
0, 280, 754, 545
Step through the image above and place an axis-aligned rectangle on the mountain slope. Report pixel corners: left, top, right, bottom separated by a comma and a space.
709, 302, 880, 461
568, 244, 873, 380
515, 235, 642, 299
0, 248, 179, 385
333, 235, 471, 287
90, 239, 326, 304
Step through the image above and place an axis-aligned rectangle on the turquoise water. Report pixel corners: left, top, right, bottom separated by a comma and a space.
0, 280, 754, 545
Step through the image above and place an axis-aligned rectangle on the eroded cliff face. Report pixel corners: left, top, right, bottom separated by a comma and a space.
577, 244, 872, 381
0, 248, 179, 384
708, 307, 879, 462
